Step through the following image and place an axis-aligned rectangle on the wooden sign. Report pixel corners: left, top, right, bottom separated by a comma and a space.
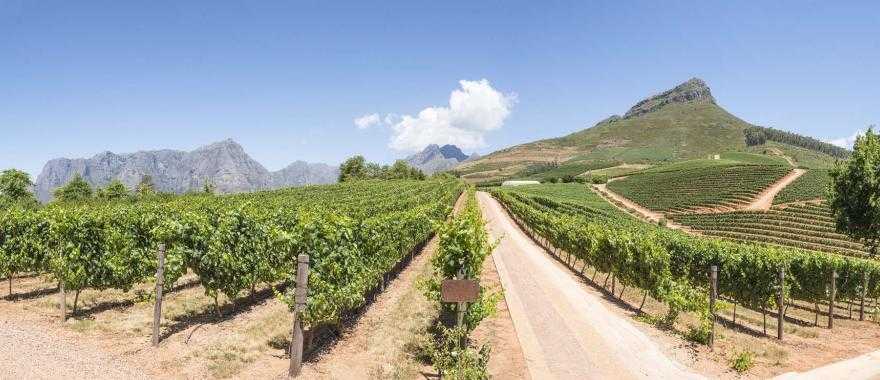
441, 279, 479, 303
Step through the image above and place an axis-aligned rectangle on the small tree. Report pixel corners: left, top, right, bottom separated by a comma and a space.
829, 127, 880, 256
0, 169, 36, 204
339, 155, 367, 182
203, 179, 216, 194
136, 175, 156, 196
53, 174, 93, 203
97, 179, 129, 201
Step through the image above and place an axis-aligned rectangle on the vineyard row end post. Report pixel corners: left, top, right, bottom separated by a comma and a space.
289, 254, 310, 379
59, 279, 66, 322
777, 267, 785, 341
860, 272, 868, 321
829, 270, 838, 329
153, 243, 166, 347
709, 265, 717, 348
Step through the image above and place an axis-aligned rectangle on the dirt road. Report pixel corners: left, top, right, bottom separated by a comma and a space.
0, 317, 148, 380
745, 169, 806, 211
476, 192, 703, 379
774, 349, 880, 380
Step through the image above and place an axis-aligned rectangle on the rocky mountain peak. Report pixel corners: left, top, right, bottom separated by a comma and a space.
438, 144, 469, 162
34, 139, 338, 202
404, 144, 475, 175
623, 77, 716, 119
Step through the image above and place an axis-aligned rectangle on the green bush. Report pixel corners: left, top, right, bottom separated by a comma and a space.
591, 175, 608, 184
731, 351, 755, 373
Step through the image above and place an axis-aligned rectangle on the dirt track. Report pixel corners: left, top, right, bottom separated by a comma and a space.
476, 192, 703, 379
0, 317, 148, 379
745, 169, 806, 211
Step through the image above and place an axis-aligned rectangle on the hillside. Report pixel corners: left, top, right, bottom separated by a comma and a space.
456, 78, 841, 183
34, 139, 338, 202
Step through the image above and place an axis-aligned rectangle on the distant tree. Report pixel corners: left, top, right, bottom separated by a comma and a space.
744, 127, 767, 146
829, 127, 880, 257
97, 179, 129, 201
203, 179, 216, 194
364, 162, 388, 179
53, 174, 93, 203
746, 126, 850, 159
0, 169, 35, 202
339, 155, 367, 182
136, 175, 156, 196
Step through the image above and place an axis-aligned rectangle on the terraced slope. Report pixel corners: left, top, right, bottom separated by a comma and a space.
773, 169, 832, 204
606, 164, 791, 213
674, 202, 867, 257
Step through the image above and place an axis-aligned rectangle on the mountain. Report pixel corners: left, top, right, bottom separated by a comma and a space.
404, 144, 479, 174
455, 78, 839, 183
34, 139, 338, 202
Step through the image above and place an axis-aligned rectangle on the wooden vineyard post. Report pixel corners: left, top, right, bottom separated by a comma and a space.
58, 280, 66, 322
829, 270, 838, 329
709, 265, 718, 348
152, 243, 166, 347
860, 272, 869, 321
777, 267, 785, 340
289, 254, 310, 379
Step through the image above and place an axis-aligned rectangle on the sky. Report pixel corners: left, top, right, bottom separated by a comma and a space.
1, 1, 878, 176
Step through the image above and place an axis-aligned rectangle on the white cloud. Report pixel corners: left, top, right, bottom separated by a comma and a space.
828, 130, 864, 149
355, 79, 516, 152
354, 113, 381, 129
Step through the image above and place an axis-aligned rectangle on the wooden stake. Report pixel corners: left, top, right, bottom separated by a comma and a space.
289, 254, 310, 378
829, 270, 838, 329
59, 280, 66, 322
777, 267, 785, 340
639, 290, 648, 312
153, 243, 166, 347
861, 272, 869, 321
709, 265, 717, 348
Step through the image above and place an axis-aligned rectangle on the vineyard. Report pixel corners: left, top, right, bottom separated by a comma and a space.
489, 185, 880, 341
492, 183, 633, 223
773, 169, 832, 204
0, 179, 464, 329
607, 164, 791, 213
674, 202, 868, 258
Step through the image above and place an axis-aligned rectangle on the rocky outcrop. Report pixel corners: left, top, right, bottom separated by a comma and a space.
404, 144, 478, 175
623, 78, 715, 119
34, 139, 338, 202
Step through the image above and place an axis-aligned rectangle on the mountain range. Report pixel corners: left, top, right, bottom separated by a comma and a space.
34, 139, 338, 202
404, 144, 479, 175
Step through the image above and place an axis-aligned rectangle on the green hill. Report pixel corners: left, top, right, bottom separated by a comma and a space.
455, 78, 842, 183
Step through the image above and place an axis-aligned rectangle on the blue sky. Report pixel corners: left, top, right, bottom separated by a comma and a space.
2, 1, 877, 176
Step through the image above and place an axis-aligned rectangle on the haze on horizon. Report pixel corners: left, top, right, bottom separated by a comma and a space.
1, 1, 877, 177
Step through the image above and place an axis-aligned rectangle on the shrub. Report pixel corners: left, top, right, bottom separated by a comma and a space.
731, 351, 755, 373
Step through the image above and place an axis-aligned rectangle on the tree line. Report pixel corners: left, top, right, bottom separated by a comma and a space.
338, 155, 427, 182
744, 126, 851, 159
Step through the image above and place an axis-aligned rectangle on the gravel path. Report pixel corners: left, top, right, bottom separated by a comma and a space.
0, 318, 149, 380
477, 192, 703, 379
